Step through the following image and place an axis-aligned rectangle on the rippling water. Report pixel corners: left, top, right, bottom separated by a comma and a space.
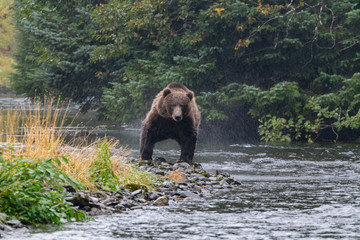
5, 141, 360, 240
2, 97, 360, 239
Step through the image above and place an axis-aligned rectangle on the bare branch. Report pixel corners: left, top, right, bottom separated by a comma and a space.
340, 38, 360, 52
316, 3, 336, 49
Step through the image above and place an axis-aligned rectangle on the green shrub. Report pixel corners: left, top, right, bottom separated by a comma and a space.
89, 137, 120, 191
0, 148, 87, 225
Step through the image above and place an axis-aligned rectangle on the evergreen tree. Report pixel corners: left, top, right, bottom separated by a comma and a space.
11, 0, 111, 109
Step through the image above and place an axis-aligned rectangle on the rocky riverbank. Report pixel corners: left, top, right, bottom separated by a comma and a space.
0, 158, 240, 237
67, 158, 240, 215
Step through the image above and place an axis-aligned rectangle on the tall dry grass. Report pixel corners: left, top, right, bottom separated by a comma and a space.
0, 97, 154, 190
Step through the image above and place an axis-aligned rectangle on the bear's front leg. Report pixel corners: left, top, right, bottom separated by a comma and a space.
140, 124, 155, 160
179, 133, 197, 163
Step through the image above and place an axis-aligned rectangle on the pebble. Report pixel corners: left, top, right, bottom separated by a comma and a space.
179, 190, 201, 200
154, 196, 169, 206
131, 189, 143, 196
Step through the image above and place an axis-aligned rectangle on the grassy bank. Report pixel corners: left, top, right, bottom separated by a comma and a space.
0, 97, 155, 224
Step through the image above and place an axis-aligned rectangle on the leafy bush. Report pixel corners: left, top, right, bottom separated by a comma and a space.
0, 148, 87, 224
89, 137, 156, 191
90, 137, 120, 191
257, 73, 360, 142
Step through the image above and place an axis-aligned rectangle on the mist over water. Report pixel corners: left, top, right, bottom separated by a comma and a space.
2, 97, 360, 239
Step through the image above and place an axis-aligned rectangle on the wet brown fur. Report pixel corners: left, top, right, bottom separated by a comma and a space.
140, 82, 201, 163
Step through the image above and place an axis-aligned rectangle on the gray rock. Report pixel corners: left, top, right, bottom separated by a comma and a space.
197, 181, 207, 186
179, 190, 200, 199
98, 203, 107, 209
120, 200, 137, 209
193, 163, 206, 174
173, 162, 194, 173
162, 181, 176, 189
179, 184, 190, 190
216, 170, 230, 178
102, 197, 118, 206
68, 192, 91, 208
0, 224, 13, 231
219, 179, 230, 187
154, 196, 169, 206
213, 185, 225, 190
155, 170, 165, 176
6, 219, 23, 228
135, 198, 147, 204
226, 178, 241, 185
160, 162, 172, 170
148, 192, 160, 201
114, 204, 124, 213
89, 207, 104, 216
89, 196, 99, 203
139, 166, 147, 171
0, 213, 8, 224
131, 205, 143, 210
190, 173, 206, 180
131, 189, 143, 196
192, 185, 203, 193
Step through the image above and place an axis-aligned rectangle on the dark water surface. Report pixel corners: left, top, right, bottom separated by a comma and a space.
1, 97, 360, 239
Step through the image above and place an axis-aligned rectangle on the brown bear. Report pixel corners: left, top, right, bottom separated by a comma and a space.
140, 82, 201, 163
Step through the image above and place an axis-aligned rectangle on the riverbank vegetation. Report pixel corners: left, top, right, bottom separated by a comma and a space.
0, 0, 15, 86
7, 0, 360, 143
0, 98, 155, 224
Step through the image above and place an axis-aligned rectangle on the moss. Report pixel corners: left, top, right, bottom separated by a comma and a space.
201, 172, 210, 178
124, 183, 148, 192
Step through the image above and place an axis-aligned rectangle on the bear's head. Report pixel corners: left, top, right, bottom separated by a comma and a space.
162, 88, 193, 122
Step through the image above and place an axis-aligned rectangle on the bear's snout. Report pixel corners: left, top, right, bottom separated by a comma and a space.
173, 106, 183, 121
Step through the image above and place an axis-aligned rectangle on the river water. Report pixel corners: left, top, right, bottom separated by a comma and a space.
2, 97, 360, 239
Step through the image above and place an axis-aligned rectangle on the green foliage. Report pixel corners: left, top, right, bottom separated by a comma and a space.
197, 81, 302, 121
11, 0, 360, 142
89, 137, 156, 191
89, 137, 119, 191
258, 73, 360, 142
258, 116, 291, 143
0, 148, 87, 225
11, 0, 112, 109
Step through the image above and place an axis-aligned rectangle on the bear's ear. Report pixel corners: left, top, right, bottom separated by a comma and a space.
163, 88, 171, 97
187, 91, 193, 101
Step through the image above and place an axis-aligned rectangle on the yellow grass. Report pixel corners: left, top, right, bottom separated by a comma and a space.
0, 97, 154, 190
0, 0, 15, 86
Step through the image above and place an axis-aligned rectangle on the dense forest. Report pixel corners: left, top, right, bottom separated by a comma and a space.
9, 0, 360, 143
0, 0, 15, 86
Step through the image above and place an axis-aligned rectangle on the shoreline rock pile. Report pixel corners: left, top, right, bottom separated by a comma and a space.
0, 158, 240, 237
68, 158, 240, 214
